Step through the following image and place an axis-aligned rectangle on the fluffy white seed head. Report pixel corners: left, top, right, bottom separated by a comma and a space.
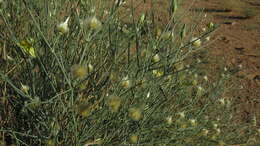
57, 17, 70, 34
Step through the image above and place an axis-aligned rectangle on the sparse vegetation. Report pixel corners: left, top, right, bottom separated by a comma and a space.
0, 0, 259, 145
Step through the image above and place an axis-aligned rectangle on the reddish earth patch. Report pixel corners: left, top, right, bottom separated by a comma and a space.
183, 0, 260, 124
121, 0, 260, 125
118, 0, 260, 125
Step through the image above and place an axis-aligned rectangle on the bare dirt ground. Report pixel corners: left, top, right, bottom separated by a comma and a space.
186, 0, 260, 125
123, 0, 260, 126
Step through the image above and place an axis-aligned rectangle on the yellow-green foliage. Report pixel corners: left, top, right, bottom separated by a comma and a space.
0, 0, 257, 145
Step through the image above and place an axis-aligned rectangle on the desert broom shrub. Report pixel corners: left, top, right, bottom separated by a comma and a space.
0, 0, 257, 145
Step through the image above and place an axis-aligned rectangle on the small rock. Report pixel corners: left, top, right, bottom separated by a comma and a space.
231, 22, 237, 25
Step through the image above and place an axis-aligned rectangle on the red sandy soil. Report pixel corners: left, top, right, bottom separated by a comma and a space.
121, 0, 260, 125
186, 0, 260, 124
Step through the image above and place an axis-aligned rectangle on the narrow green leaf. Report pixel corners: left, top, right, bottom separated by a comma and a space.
170, 0, 178, 15
180, 24, 186, 39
